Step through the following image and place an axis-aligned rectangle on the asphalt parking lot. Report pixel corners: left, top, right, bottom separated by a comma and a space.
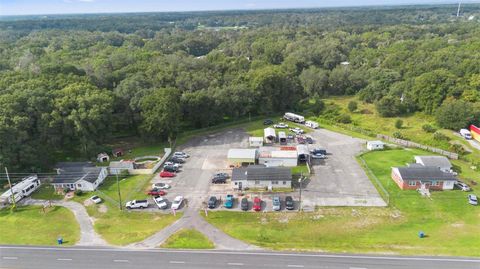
303, 128, 387, 207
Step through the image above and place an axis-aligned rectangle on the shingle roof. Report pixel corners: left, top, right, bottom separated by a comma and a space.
232, 165, 291, 181
53, 162, 104, 184
415, 156, 452, 169
395, 166, 457, 181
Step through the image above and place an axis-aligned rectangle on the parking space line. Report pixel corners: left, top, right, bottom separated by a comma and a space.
56, 258, 72, 261
169, 261, 186, 264
287, 265, 304, 268
2, 257, 18, 260
113, 259, 129, 263
228, 262, 244, 266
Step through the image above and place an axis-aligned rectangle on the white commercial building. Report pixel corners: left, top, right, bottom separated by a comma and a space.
227, 149, 257, 166
258, 147, 298, 167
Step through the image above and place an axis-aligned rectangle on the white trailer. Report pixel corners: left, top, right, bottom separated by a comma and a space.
305, 120, 319, 129
279, 131, 287, 145
460, 129, 472, 139
0, 175, 41, 204
283, 112, 305, 123
264, 127, 277, 144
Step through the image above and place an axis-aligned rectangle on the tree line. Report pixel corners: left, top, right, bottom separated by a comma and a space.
1, 5, 480, 170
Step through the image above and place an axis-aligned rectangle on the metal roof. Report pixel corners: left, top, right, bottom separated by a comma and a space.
414, 156, 452, 169
227, 149, 257, 160
232, 165, 292, 181
394, 166, 457, 181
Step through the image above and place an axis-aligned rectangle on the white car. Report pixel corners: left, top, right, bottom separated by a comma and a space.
455, 181, 471, 192
290, 127, 304, 135
164, 162, 181, 168
153, 196, 168, 209
151, 182, 171, 189
173, 152, 189, 158
90, 195, 102, 204
273, 123, 289, 129
171, 196, 184, 210
468, 194, 478, 206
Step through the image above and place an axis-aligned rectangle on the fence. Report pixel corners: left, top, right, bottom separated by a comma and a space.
377, 134, 459, 159
358, 155, 390, 205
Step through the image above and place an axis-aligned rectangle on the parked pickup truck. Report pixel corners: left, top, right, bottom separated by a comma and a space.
224, 194, 234, 208
125, 200, 149, 209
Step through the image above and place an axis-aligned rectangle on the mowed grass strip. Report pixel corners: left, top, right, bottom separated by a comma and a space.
30, 184, 64, 201
204, 149, 480, 256
0, 206, 80, 245
75, 175, 181, 246
161, 229, 214, 249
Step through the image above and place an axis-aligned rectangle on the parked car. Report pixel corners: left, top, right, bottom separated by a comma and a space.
152, 182, 170, 189
126, 199, 149, 209
163, 165, 179, 172
147, 189, 167, 196
160, 171, 175, 178
460, 129, 472, 140
90, 195, 102, 204
311, 153, 327, 159
297, 136, 305, 144
224, 194, 234, 208
311, 148, 327, 155
173, 152, 189, 158
272, 196, 281, 211
455, 181, 471, 192
214, 172, 230, 178
240, 198, 249, 211
212, 174, 228, 184
253, 197, 262, 211
285, 196, 294, 210
153, 196, 168, 209
263, 119, 274, 125
290, 127, 304, 135
305, 136, 314, 144
287, 134, 295, 140
468, 194, 478, 206
164, 162, 181, 168
273, 122, 288, 129
171, 196, 184, 210
169, 157, 185, 164
208, 196, 218, 209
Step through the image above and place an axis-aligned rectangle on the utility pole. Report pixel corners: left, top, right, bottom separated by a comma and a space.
116, 173, 122, 211
298, 173, 303, 212
457, 2, 462, 18
5, 167, 16, 211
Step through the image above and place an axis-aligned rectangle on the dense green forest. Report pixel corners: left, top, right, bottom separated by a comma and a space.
1, 4, 480, 170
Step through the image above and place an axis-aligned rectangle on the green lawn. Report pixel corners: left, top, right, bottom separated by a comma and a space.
31, 184, 64, 200
0, 206, 80, 245
72, 175, 181, 246
291, 164, 309, 176
204, 148, 480, 256
161, 229, 214, 249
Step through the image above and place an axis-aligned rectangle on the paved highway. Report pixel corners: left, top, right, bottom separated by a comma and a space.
1, 246, 479, 269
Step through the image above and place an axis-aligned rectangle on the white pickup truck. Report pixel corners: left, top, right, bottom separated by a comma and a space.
125, 200, 149, 209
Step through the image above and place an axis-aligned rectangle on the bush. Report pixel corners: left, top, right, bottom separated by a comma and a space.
392, 131, 405, 140
450, 143, 466, 155
395, 119, 403, 129
422, 124, 437, 133
75, 190, 84, 196
337, 114, 352, 124
376, 95, 405, 117
433, 131, 450, 141
347, 101, 358, 112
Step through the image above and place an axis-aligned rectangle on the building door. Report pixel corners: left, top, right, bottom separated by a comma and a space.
238, 182, 243, 190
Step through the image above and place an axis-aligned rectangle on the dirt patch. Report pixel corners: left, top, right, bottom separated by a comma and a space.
98, 204, 108, 213
83, 199, 94, 207
451, 222, 464, 228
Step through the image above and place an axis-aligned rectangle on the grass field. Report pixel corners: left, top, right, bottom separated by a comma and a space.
0, 206, 80, 245
204, 148, 480, 256
74, 175, 181, 246
31, 184, 64, 200
161, 229, 214, 249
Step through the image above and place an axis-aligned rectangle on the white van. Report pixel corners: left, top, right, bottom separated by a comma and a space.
305, 120, 319, 129
460, 129, 472, 140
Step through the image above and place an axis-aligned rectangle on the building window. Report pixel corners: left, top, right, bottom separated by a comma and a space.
408, 181, 417, 186
234, 182, 238, 185
283, 181, 286, 185
77, 184, 82, 187
255, 180, 260, 185
272, 181, 279, 185
432, 181, 440, 186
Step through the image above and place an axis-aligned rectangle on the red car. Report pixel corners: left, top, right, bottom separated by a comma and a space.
159, 171, 175, 178
253, 197, 262, 211
147, 189, 167, 196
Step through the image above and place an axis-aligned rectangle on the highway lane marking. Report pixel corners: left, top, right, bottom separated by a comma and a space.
350, 267, 367, 269
2, 246, 480, 263
227, 262, 244, 266
169, 261, 186, 264
2, 257, 18, 260
287, 265, 304, 268
56, 258, 72, 261
113, 259, 129, 263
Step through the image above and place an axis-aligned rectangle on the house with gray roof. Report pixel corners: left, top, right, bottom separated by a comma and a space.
232, 165, 291, 190
414, 156, 453, 173
52, 162, 108, 192
391, 165, 457, 191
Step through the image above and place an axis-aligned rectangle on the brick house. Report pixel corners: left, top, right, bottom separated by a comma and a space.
391, 165, 457, 190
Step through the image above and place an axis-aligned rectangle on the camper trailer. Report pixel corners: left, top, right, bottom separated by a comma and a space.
305, 120, 319, 129
278, 131, 287, 145
283, 112, 305, 123
0, 175, 41, 204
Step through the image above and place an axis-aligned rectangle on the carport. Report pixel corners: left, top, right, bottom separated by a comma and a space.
227, 149, 257, 167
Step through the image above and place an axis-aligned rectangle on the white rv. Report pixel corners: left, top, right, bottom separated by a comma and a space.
305, 120, 319, 129
460, 129, 472, 140
283, 112, 305, 123
0, 175, 41, 204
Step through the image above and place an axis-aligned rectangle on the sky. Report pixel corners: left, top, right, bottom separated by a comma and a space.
0, 0, 479, 16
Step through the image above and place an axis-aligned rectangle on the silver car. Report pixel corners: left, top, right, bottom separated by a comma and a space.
272, 196, 281, 211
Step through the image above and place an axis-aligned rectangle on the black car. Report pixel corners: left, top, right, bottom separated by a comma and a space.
207, 196, 217, 209
263, 119, 274, 125
163, 165, 178, 172
214, 172, 230, 178
311, 148, 327, 155
169, 157, 185, 164
305, 136, 314, 144
240, 198, 249, 211
285, 196, 294, 210
212, 177, 227, 184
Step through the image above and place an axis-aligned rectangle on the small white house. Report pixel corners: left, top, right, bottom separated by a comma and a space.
97, 152, 110, 162
249, 137, 264, 147
366, 141, 385, 151
52, 162, 108, 192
